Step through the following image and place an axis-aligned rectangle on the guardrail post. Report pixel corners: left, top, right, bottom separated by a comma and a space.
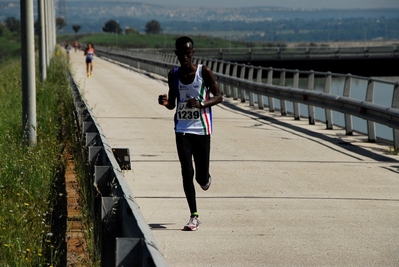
364, 47, 370, 58
392, 83, 399, 149
248, 66, 255, 106
307, 70, 315, 125
204, 59, 210, 69
279, 69, 287, 116
239, 64, 246, 102
267, 67, 275, 112
335, 47, 340, 58
224, 62, 232, 97
256, 67, 264, 109
211, 60, 217, 73
232, 63, 239, 100
292, 70, 300, 120
365, 79, 376, 142
248, 48, 253, 60
343, 74, 353, 135
154, 53, 160, 75
306, 47, 311, 59
217, 61, 224, 95
277, 47, 282, 59
219, 48, 224, 60
324, 72, 333, 129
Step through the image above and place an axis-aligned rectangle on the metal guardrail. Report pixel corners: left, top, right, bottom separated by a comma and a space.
128, 45, 399, 61
195, 46, 399, 60
96, 47, 399, 149
68, 71, 168, 267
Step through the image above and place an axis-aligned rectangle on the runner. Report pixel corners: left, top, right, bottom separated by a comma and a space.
158, 36, 223, 231
64, 41, 71, 62
84, 43, 94, 78
73, 40, 79, 52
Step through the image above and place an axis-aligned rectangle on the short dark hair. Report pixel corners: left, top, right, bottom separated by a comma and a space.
175, 36, 194, 50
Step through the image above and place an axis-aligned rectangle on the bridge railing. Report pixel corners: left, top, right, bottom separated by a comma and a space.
148, 45, 399, 60
95, 47, 399, 149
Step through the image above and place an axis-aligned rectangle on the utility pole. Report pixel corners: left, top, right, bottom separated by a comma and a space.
20, 0, 37, 146
38, 0, 47, 82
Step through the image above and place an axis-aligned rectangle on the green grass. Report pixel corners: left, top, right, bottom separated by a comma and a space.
0, 32, 21, 61
0, 47, 97, 266
58, 32, 253, 49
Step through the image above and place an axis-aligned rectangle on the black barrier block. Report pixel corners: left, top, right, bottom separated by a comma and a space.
88, 146, 103, 164
112, 148, 131, 170
101, 197, 121, 267
115, 238, 144, 267
94, 166, 111, 197
86, 132, 102, 147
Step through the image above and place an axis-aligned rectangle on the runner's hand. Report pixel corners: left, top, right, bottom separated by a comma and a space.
158, 94, 168, 106
186, 97, 198, 108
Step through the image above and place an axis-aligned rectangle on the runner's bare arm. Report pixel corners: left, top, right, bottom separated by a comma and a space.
202, 65, 223, 108
158, 69, 177, 110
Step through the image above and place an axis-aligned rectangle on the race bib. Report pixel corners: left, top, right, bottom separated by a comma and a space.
177, 103, 200, 120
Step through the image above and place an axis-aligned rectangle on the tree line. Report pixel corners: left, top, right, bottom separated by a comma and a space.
0, 16, 161, 36
101, 19, 161, 34
2, 15, 398, 43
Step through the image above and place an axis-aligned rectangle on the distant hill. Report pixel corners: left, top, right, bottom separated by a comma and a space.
1, 1, 399, 42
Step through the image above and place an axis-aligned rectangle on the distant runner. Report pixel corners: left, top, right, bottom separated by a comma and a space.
73, 40, 79, 52
64, 41, 71, 61
84, 43, 95, 78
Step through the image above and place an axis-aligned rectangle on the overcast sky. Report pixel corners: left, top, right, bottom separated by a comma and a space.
138, 0, 399, 9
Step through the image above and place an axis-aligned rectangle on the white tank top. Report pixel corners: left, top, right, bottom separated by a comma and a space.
174, 64, 212, 135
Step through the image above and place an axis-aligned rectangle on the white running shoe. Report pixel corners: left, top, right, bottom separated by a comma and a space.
183, 216, 201, 231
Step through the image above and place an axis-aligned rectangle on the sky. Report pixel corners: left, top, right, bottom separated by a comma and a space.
131, 0, 399, 9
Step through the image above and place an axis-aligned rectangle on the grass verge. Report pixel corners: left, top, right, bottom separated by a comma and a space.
0, 47, 98, 266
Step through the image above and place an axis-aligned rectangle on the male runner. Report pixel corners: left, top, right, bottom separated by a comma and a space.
158, 36, 223, 231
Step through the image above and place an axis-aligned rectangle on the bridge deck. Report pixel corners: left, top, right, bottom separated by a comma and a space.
69, 51, 399, 267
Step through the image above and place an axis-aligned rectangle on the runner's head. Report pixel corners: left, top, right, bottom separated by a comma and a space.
175, 36, 194, 67
175, 36, 194, 51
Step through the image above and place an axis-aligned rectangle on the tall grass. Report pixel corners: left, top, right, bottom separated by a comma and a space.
0, 48, 83, 266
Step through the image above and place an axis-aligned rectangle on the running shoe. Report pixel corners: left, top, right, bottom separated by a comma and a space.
200, 175, 212, 191
183, 216, 200, 231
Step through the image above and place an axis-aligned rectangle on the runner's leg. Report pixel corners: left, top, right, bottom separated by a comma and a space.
193, 135, 211, 186
176, 133, 197, 214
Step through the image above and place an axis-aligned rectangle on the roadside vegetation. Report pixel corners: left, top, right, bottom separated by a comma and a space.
0, 49, 64, 266
57, 32, 285, 50
0, 32, 21, 61
0, 44, 97, 265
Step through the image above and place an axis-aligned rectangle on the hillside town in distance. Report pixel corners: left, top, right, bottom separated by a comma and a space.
0, 0, 398, 43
